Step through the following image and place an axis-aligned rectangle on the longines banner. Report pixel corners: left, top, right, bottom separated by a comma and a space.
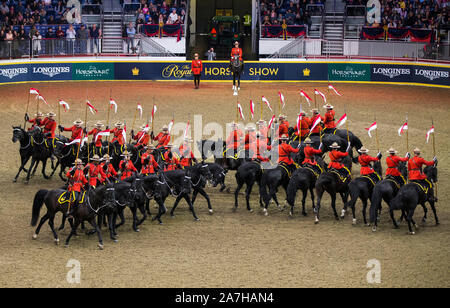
0, 61, 449, 87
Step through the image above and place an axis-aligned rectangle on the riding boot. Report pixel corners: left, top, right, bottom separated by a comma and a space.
67, 191, 80, 218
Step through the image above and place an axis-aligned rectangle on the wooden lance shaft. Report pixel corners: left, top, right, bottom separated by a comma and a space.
375, 116, 380, 152
432, 118, 437, 199
345, 106, 350, 145
406, 114, 409, 154
24, 91, 31, 128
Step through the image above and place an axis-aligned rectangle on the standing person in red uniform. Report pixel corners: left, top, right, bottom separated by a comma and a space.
66, 158, 88, 216
323, 104, 336, 134
88, 121, 104, 155
141, 145, 159, 175
408, 148, 436, 190
59, 119, 84, 141
302, 138, 322, 167
119, 151, 137, 180
110, 122, 125, 145
309, 109, 323, 137
278, 134, 300, 172
226, 122, 244, 157
85, 155, 106, 188
100, 154, 118, 183
230, 41, 243, 90
25, 112, 44, 131
191, 53, 203, 89
385, 148, 409, 184
328, 142, 351, 180
163, 144, 180, 171
152, 125, 171, 149
179, 138, 196, 168
294, 111, 310, 142
357, 147, 382, 181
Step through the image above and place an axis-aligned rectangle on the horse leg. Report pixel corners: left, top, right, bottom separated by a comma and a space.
389, 208, 399, 229
185, 194, 199, 221
152, 197, 166, 224
25, 158, 36, 183
48, 214, 59, 245
420, 202, 428, 223
50, 160, 59, 177
59, 165, 67, 182
197, 187, 213, 214
245, 183, 253, 213
234, 181, 244, 211
115, 208, 125, 229
88, 218, 104, 250
362, 197, 369, 226
406, 209, 416, 235
58, 214, 66, 231
301, 188, 308, 216
145, 199, 151, 216
33, 212, 50, 239
428, 198, 439, 225
14, 155, 31, 182
130, 206, 140, 232
137, 203, 147, 226
107, 214, 118, 242
309, 186, 316, 213
65, 219, 81, 247
31, 160, 39, 177
41, 159, 50, 179
170, 195, 183, 217
331, 193, 339, 220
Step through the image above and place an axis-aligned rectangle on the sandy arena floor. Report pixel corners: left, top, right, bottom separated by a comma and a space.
0, 81, 449, 288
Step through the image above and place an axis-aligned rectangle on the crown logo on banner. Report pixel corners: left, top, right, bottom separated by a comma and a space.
303, 68, 310, 77
132, 67, 139, 76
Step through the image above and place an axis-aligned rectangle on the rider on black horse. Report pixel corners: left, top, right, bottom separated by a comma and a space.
408, 147, 437, 192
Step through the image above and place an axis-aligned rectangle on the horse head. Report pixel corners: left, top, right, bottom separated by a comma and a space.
373, 160, 383, 176
210, 165, 227, 187
424, 164, 438, 183
103, 184, 118, 211
198, 161, 213, 182
12, 125, 25, 143
53, 139, 68, 158
398, 161, 408, 179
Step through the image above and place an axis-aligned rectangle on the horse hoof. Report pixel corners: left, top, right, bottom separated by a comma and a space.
54, 238, 60, 245
365, 223, 370, 227
24, 180, 29, 185
12, 179, 17, 183
436, 221, 440, 226
134, 229, 140, 233
194, 218, 200, 222
209, 209, 213, 215
98, 244, 104, 250
372, 227, 377, 232
302, 212, 307, 217
64, 244, 69, 248
352, 219, 357, 225
32, 234, 38, 239
248, 209, 254, 213
289, 211, 293, 217
113, 239, 118, 243
408, 231, 415, 235
414, 224, 419, 230
314, 217, 319, 224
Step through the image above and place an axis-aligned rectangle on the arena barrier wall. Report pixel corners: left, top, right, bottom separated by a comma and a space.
0, 60, 449, 88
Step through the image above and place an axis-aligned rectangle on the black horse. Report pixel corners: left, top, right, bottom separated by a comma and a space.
31, 185, 116, 249
234, 161, 265, 212
205, 162, 228, 192
341, 160, 383, 225
25, 126, 54, 183
369, 161, 408, 231
230, 54, 243, 91
51, 138, 77, 181
286, 157, 326, 217
389, 165, 439, 234
12, 126, 33, 182
314, 155, 353, 224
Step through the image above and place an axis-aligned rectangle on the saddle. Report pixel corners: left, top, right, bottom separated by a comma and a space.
329, 167, 351, 183
361, 172, 382, 187
279, 162, 298, 178
224, 147, 243, 160
57, 191, 86, 205
303, 163, 324, 179
411, 179, 433, 195
385, 175, 406, 189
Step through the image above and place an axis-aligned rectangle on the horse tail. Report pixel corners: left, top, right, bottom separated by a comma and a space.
345, 181, 360, 211
31, 189, 48, 226
286, 176, 300, 207
260, 172, 270, 206
369, 184, 383, 224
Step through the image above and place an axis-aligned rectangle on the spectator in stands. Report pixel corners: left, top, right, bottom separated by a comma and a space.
66, 24, 76, 54
77, 24, 89, 54
45, 26, 56, 55
55, 1, 64, 20
205, 47, 216, 60
0, 2, 8, 16
90, 24, 100, 54
167, 8, 178, 24
126, 22, 136, 54
32, 30, 42, 57
56, 25, 65, 54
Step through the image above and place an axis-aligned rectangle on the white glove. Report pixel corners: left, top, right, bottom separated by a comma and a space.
346, 142, 351, 152
405, 152, 410, 158
319, 142, 323, 150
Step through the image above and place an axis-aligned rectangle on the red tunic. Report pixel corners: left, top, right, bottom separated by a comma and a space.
294, 117, 311, 137
231, 47, 243, 61
324, 110, 336, 129
100, 162, 118, 182
191, 59, 203, 75
163, 151, 179, 171
244, 131, 256, 151
119, 160, 137, 180
86, 163, 106, 187
226, 130, 244, 150
66, 168, 88, 192
386, 155, 408, 177
253, 140, 271, 162
303, 146, 322, 165
278, 143, 299, 165
328, 150, 348, 169
178, 144, 195, 167
88, 128, 103, 147
408, 157, 434, 180
41, 118, 57, 138
153, 132, 170, 149
27, 117, 43, 130
358, 154, 379, 175
63, 125, 83, 141
278, 122, 289, 138
110, 128, 125, 145
141, 153, 158, 174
